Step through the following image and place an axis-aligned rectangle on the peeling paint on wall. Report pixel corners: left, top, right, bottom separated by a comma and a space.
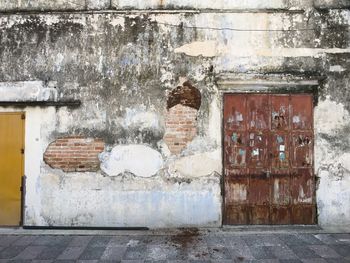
174, 41, 218, 58
0, 6, 349, 228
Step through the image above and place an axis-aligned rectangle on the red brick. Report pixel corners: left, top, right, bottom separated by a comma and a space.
44, 137, 105, 172
164, 104, 198, 154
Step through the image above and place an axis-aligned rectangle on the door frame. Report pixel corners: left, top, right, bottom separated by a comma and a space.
0, 112, 25, 227
217, 76, 320, 225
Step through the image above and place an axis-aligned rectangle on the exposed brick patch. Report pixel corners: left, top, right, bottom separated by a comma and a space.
167, 81, 201, 110
44, 136, 105, 172
164, 104, 198, 154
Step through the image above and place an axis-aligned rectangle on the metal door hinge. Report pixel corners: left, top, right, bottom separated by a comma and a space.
21, 148, 24, 154
20, 186, 23, 192
21, 114, 25, 120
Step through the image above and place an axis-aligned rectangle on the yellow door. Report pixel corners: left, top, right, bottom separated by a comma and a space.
0, 113, 24, 226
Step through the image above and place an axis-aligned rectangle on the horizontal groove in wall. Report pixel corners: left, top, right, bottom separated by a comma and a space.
0, 8, 306, 16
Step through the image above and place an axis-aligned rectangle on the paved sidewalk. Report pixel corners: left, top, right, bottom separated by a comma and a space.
0, 229, 349, 262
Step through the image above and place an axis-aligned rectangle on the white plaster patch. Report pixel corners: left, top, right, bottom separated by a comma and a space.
182, 136, 218, 155
329, 65, 346, 72
317, 169, 350, 227
100, 145, 164, 177
168, 149, 222, 178
174, 41, 218, 57
314, 97, 350, 133
121, 107, 161, 131
109, 16, 125, 31
0, 81, 57, 102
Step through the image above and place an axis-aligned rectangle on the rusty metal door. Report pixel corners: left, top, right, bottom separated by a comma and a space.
0, 113, 25, 226
223, 94, 315, 225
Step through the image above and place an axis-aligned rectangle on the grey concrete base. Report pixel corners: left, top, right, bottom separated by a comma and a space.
0, 225, 348, 236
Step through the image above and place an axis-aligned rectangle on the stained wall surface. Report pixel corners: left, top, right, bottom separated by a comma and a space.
0, 0, 349, 228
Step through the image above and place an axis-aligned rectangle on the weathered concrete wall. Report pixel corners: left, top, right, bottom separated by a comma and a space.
0, 6, 349, 227
0, 0, 313, 11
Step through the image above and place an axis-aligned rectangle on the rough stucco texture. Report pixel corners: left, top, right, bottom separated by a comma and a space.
0, 7, 349, 228
0, 0, 314, 11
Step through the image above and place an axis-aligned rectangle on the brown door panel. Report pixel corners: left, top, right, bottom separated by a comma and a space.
224, 94, 315, 225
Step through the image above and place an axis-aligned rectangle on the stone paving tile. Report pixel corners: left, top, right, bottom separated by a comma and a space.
325, 258, 350, 263
229, 245, 255, 260
36, 245, 68, 260
78, 246, 106, 260
146, 236, 170, 246
106, 236, 131, 247
0, 236, 21, 247
8, 260, 54, 263
202, 235, 224, 246
301, 259, 328, 263
57, 246, 85, 260
120, 260, 144, 263
297, 234, 325, 245
146, 245, 177, 261
11, 236, 39, 246
100, 245, 126, 261
164, 245, 188, 260
30, 261, 54, 263
330, 233, 350, 242
243, 234, 283, 247
308, 245, 341, 258
0, 233, 349, 263
329, 244, 350, 257
279, 259, 303, 263
14, 246, 46, 260
88, 237, 112, 247
68, 236, 93, 247
288, 246, 321, 259
277, 235, 308, 247
32, 236, 71, 247
207, 247, 232, 260
221, 235, 246, 247
0, 246, 27, 259
269, 245, 298, 259
313, 235, 339, 245
4, 260, 32, 263
249, 246, 277, 260
250, 260, 279, 263
126, 236, 150, 246
123, 245, 147, 260
187, 245, 210, 260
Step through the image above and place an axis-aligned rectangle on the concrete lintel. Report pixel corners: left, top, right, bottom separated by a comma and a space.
216, 73, 322, 90
0, 9, 306, 16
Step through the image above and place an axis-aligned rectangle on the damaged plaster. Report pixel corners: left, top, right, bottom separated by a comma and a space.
100, 144, 164, 177
315, 98, 350, 227
0, 3, 349, 228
